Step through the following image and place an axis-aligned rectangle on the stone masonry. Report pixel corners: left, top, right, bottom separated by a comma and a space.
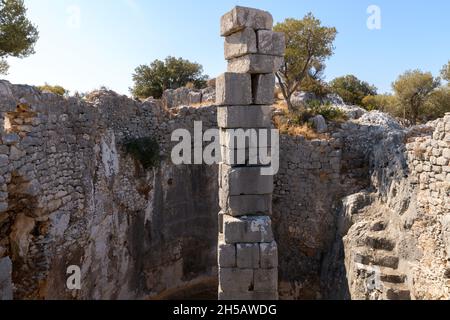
217, 6, 285, 300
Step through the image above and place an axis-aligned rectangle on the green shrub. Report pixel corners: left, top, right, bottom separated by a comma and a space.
37, 84, 68, 96
123, 137, 160, 170
306, 100, 347, 121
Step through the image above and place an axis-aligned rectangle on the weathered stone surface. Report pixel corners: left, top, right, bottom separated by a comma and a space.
0, 80, 13, 98
237, 243, 260, 268
220, 6, 273, 36
220, 164, 274, 196
311, 115, 328, 133
224, 27, 257, 60
260, 241, 278, 269
218, 238, 236, 268
443, 215, 450, 259
219, 268, 254, 292
10, 213, 35, 260
254, 268, 278, 292
220, 145, 272, 167
252, 74, 275, 105
216, 73, 252, 105
162, 87, 214, 108
227, 54, 284, 74
0, 257, 13, 300
9, 145, 26, 161
218, 289, 278, 300
0, 83, 223, 300
218, 289, 254, 300
223, 215, 274, 244
0, 155, 8, 167
220, 191, 272, 216
217, 105, 272, 129
220, 128, 272, 149
257, 30, 285, 56
2, 133, 20, 146
252, 291, 278, 300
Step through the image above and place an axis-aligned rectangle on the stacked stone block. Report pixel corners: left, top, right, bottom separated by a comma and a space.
216, 6, 285, 300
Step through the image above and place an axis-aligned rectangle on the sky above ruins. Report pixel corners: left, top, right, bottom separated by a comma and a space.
4, 0, 450, 96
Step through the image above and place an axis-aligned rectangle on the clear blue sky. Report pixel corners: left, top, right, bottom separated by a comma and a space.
4, 0, 450, 95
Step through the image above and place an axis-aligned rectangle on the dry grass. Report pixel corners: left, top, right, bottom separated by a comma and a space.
280, 123, 325, 139
272, 99, 329, 140
273, 113, 324, 139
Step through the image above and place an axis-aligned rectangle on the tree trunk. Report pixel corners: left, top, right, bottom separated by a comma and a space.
276, 73, 294, 113
286, 92, 294, 112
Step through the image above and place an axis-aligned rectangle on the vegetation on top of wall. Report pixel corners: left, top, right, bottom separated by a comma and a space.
273, 100, 346, 138
306, 100, 347, 122
37, 84, 68, 96
123, 137, 160, 170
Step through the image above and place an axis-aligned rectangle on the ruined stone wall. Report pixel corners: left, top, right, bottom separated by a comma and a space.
1, 78, 448, 300
0, 81, 219, 300
333, 114, 450, 300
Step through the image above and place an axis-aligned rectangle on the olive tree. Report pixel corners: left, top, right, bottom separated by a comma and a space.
274, 13, 337, 111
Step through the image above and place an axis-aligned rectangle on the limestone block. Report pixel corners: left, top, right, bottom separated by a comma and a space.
220, 164, 274, 196
257, 30, 285, 56
311, 115, 328, 133
219, 268, 254, 292
220, 145, 272, 167
254, 268, 278, 292
218, 289, 254, 300
237, 243, 260, 268
216, 73, 252, 106
227, 54, 284, 74
436, 156, 448, 166
217, 105, 272, 129
2, 133, 20, 146
223, 215, 274, 243
260, 241, 278, 268
219, 191, 272, 216
220, 128, 272, 149
218, 238, 236, 268
0, 257, 13, 300
252, 74, 275, 105
218, 289, 278, 300
252, 291, 278, 300
0, 155, 8, 168
220, 6, 273, 37
224, 27, 257, 60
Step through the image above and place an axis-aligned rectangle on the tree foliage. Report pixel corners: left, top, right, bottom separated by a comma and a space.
424, 87, 450, 120
301, 77, 331, 98
441, 61, 450, 82
0, 0, 39, 74
130, 56, 208, 99
37, 84, 68, 96
330, 75, 377, 106
274, 13, 337, 111
392, 70, 440, 124
362, 94, 398, 112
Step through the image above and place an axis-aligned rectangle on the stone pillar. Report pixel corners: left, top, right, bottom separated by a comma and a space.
216, 6, 285, 300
